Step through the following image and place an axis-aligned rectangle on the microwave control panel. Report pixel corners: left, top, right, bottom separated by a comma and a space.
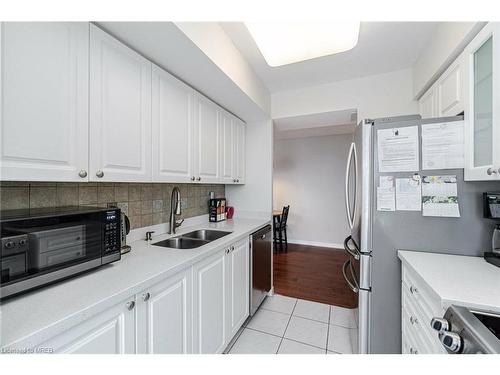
103, 210, 121, 253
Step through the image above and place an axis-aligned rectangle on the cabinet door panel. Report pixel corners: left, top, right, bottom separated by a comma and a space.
90, 24, 152, 182
194, 95, 219, 183
219, 111, 234, 183
42, 299, 135, 354
419, 87, 437, 119
464, 22, 500, 181
438, 60, 463, 116
193, 250, 226, 353
152, 65, 194, 182
1, 22, 89, 181
138, 269, 192, 354
235, 120, 246, 183
226, 239, 249, 340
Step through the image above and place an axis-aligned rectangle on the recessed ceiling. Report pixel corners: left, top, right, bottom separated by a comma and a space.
274, 108, 357, 140
221, 22, 440, 93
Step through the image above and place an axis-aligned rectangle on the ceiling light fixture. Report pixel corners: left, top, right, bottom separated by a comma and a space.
245, 21, 360, 67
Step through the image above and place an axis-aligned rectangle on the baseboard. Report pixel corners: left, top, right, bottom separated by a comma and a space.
286, 239, 344, 249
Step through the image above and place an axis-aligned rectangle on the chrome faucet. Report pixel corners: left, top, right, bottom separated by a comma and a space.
168, 186, 184, 234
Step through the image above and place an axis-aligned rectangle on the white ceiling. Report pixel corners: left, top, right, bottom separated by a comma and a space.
220, 22, 439, 93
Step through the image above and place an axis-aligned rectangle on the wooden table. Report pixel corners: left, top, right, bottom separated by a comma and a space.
273, 210, 282, 219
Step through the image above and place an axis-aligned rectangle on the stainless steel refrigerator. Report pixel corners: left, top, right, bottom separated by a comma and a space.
343, 114, 500, 354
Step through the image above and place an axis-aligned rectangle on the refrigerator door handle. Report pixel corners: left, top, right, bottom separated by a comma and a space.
345, 142, 356, 229
343, 235, 360, 260
342, 259, 359, 293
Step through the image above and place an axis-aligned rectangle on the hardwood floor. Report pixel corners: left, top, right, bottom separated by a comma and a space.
273, 243, 358, 308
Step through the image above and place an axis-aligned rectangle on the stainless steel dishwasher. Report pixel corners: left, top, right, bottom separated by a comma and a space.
249, 224, 272, 315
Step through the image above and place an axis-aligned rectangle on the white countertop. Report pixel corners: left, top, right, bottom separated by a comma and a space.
398, 250, 500, 314
0, 217, 270, 349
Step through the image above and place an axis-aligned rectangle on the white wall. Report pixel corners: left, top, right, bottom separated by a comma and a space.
412, 22, 485, 98
225, 118, 273, 220
273, 134, 351, 248
272, 68, 418, 123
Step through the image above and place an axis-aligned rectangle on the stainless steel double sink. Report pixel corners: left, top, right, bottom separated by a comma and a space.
152, 229, 232, 249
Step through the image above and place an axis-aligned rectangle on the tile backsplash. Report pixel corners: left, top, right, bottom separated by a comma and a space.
0, 182, 225, 230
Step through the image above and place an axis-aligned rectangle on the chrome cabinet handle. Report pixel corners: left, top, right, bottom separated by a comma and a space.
409, 285, 418, 295
196, 177, 201, 181
225, 248, 230, 254
487, 167, 497, 176
142, 292, 151, 302
96, 170, 104, 178
409, 347, 418, 354
126, 301, 135, 310
231, 245, 235, 252
191, 176, 196, 181
409, 316, 418, 325
78, 169, 87, 178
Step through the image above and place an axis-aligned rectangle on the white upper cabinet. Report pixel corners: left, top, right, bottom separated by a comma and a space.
219, 110, 235, 184
419, 87, 437, 119
419, 52, 466, 119
152, 65, 195, 183
234, 118, 246, 184
464, 22, 500, 181
194, 93, 220, 183
437, 54, 465, 117
90, 24, 152, 182
219, 110, 246, 184
0, 22, 89, 181
1, 23, 245, 185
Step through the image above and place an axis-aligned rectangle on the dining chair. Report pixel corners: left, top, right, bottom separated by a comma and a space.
274, 205, 290, 252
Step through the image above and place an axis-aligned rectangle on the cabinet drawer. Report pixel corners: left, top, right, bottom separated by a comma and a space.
402, 266, 442, 321
402, 288, 445, 353
402, 321, 420, 354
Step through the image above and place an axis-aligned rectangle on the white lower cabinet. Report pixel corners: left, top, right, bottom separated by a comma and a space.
20, 239, 250, 354
225, 238, 250, 341
136, 269, 193, 354
192, 238, 250, 353
192, 248, 227, 354
401, 263, 446, 354
41, 298, 136, 354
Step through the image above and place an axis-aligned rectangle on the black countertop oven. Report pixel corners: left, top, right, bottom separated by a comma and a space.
0, 206, 121, 300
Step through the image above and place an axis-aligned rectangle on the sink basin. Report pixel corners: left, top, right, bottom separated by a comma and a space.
151, 229, 232, 250
182, 229, 232, 241
152, 237, 209, 249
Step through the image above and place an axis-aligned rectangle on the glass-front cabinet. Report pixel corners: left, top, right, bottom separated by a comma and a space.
464, 22, 500, 181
